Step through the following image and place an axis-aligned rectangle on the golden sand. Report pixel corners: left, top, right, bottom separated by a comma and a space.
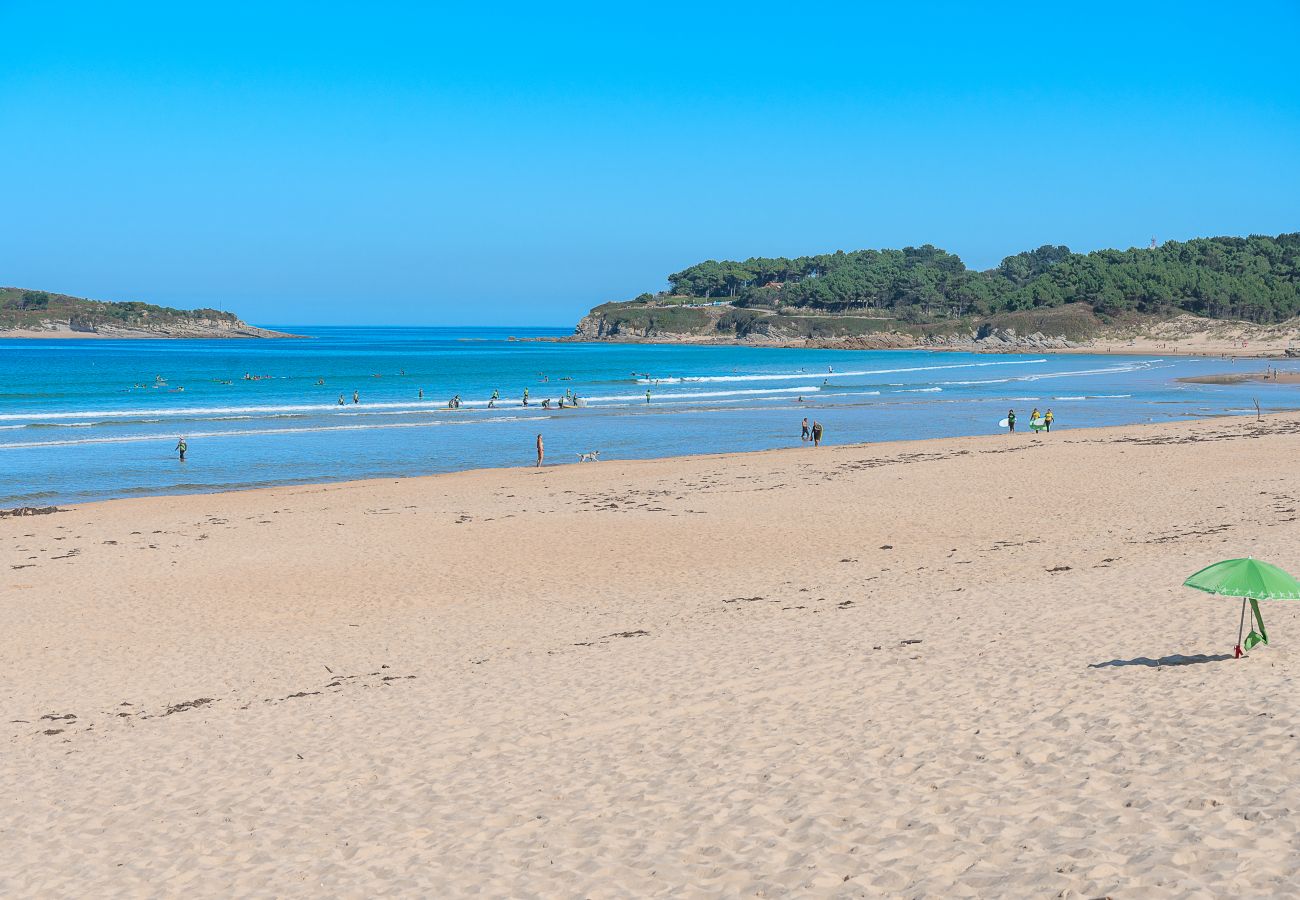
5, 414, 1300, 896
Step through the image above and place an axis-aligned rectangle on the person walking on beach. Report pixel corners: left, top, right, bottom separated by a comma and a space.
1044, 408, 1054, 432
811, 421, 823, 447
801, 417, 810, 441
1007, 409, 1016, 433
1031, 407, 1041, 424
535, 433, 544, 467
175, 437, 187, 462
352, 390, 359, 404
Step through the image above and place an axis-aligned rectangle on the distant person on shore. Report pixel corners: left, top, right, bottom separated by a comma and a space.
352, 390, 359, 404
1044, 409, 1054, 432
536, 433, 544, 467
811, 421, 823, 447
801, 417, 810, 441
175, 437, 187, 462
1007, 409, 1016, 433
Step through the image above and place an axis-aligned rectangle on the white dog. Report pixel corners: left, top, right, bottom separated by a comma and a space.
577, 451, 601, 463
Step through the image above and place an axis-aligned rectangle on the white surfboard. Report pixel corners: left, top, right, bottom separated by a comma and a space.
998, 418, 1010, 428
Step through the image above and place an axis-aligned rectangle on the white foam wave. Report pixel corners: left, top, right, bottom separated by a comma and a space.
0, 417, 545, 450
636, 358, 1048, 384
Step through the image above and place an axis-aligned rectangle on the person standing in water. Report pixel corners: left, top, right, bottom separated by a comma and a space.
418, 388, 424, 400
811, 421, 823, 447
352, 390, 359, 404
523, 388, 529, 407
337, 394, 345, 405
1007, 409, 1016, 433
535, 433, 544, 467
175, 436, 187, 461
646, 389, 651, 404
801, 417, 810, 441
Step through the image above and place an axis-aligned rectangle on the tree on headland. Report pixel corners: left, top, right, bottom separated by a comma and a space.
648, 234, 1300, 324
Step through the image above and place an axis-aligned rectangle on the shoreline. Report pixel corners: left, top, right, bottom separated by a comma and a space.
551, 333, 1300, 358
0, 326, 305, 340
13, 407, 1292, 515
7, 410, 1300, 895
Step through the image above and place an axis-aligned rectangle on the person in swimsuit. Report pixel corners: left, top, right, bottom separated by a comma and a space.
801, 417, 810, 441
811, 421, 823, 447
535, 433, 544, 467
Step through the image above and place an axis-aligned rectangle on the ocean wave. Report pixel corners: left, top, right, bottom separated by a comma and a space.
635, 358, 1048, 384
0, 417, 544, 450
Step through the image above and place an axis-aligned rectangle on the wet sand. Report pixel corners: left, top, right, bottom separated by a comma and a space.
5, 414, 1300, 896
1178, 371, 1300, 385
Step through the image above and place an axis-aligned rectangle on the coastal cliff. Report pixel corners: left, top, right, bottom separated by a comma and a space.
569, 233, 1300, 353
572, 302, 1088, 351
0, 287, 297, 338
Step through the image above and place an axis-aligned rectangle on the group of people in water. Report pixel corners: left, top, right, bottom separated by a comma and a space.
1005, 407, 1055, 433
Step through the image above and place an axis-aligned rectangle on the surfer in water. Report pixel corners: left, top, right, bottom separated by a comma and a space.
338, 394, 345, 405
353, 390, 359, 404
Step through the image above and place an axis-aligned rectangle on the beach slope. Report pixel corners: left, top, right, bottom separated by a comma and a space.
4, 415, 1300, 896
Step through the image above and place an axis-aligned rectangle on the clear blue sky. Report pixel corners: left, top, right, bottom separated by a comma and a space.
2, 1, 1297, 326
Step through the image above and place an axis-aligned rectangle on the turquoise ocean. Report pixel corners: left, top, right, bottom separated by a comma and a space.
4, 326, 1299, 507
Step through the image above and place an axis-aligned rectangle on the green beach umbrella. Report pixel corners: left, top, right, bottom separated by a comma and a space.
1183, 558, 1300, 657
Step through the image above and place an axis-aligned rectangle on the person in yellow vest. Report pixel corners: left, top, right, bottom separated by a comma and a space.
1044, 408, 1054, 432
1030, 407, 1041, 424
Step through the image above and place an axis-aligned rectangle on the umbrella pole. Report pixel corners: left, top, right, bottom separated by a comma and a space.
1236, 596, 1248, 658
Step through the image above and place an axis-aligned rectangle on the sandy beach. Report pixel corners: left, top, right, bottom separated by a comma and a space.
5, 415, 1300, 897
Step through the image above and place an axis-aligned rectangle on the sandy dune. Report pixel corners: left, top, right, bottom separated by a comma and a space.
5, 415, 1300, 897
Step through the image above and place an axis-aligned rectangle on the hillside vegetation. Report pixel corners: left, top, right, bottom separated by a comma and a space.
662, 234, 1300, 323
0, 288, 290, 338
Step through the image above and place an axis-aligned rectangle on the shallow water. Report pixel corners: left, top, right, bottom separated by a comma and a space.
3, 326, 1298, 506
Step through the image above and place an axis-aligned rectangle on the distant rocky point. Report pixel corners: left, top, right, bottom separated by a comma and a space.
0, 287, 297, 338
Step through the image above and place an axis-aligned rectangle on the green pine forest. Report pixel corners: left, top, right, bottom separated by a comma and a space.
645, 233, 1300, 325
